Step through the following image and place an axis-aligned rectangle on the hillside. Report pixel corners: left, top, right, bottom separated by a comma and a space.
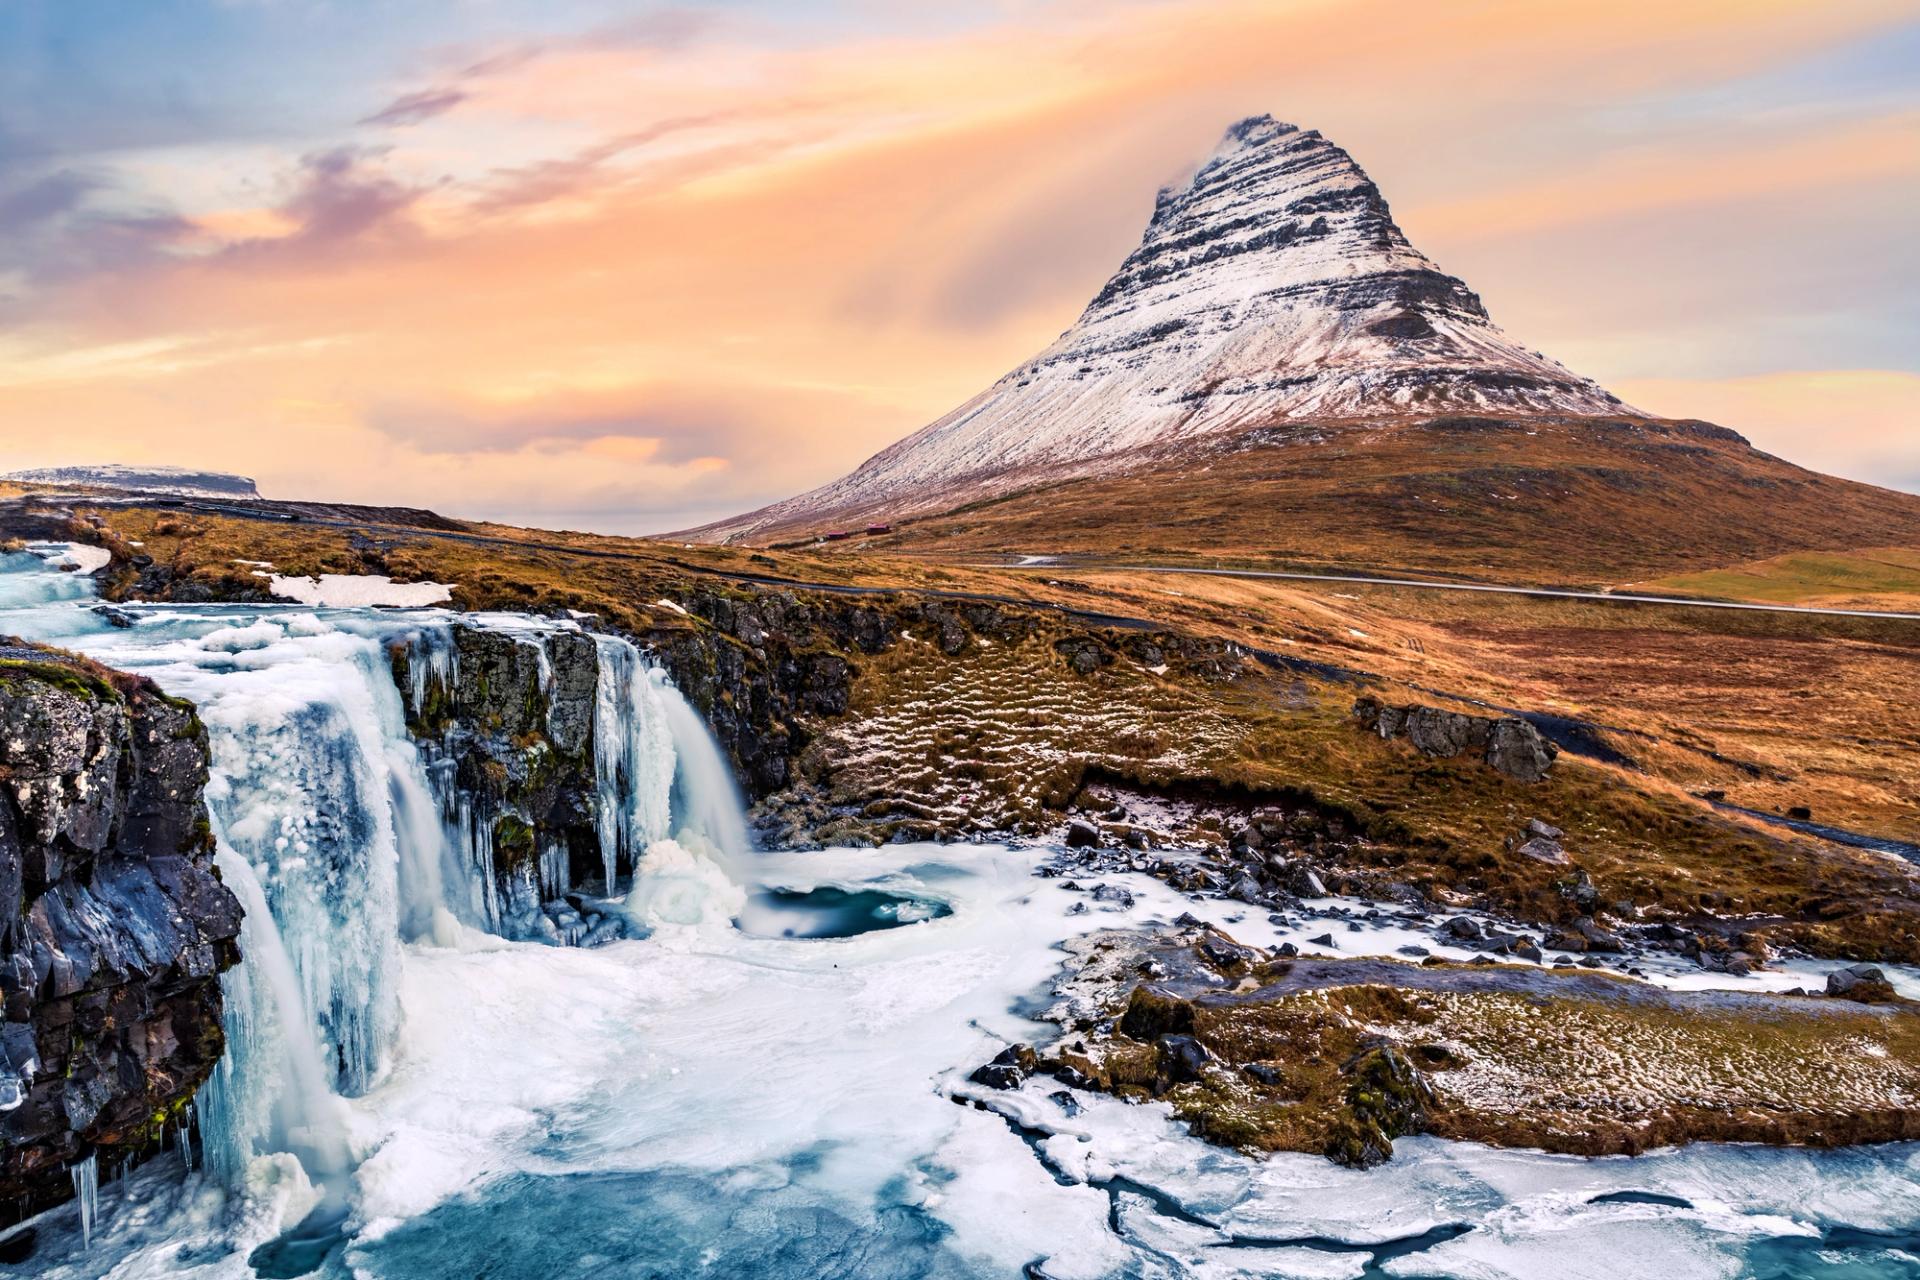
1, 464, 260, 501
836, 415, 1920, 585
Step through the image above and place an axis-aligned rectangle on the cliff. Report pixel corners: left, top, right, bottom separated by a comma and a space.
0, 643, 241, 1221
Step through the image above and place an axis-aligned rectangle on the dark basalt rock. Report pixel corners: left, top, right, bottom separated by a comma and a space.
395, 625, 607, 932
1827, 965, 1898, 1003
968, 1043, 1039, 1090
1352, 696, 1558, 783
0, 647, 240, 1222
1064, 818, 1101, 849
1156, 1033, 1217, 1085
1325, 1045, 1434, 1169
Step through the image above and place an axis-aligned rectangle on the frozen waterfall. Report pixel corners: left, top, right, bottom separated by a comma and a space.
591, 636, 676, 896
0, 548, 752, 1201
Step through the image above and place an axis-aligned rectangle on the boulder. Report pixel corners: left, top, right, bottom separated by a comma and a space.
1195, 933, 1261, 975
1156, 1034, 1217, 1085
1516, 836, 1569, 865
1826, 965, 1898, 1003
1486, 720, 1557, 783
1576, 919, 1625, 953
969, 1043, 1040, 1089
1063, 818, 1101, 849
1352, 697, 1558, 782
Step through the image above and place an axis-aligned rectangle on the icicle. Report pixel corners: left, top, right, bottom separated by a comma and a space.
591, 637, 677, 895
404, 623, 458, 721
177, 1101, 195, 1173
539, 840, 570, 901
70, 1154, 98, 1249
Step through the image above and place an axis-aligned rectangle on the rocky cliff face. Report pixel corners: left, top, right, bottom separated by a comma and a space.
688, 114, 1632, 541
393, 625, 619, 943
0, 644, 241, 1221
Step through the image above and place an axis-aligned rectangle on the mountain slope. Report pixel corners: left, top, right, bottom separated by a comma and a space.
848, 414, 1920, 585
686, 115, 1635, 543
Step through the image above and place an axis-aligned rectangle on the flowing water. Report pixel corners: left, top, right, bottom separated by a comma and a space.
3, 549, 1918, 1280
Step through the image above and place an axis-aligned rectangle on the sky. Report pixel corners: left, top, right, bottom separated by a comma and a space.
0, 0, 1915, 535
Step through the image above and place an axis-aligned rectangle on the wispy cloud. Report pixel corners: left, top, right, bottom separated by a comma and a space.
361, 87, 469, 128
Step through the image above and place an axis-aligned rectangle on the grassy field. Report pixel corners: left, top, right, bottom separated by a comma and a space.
1637, 548, 1920, 610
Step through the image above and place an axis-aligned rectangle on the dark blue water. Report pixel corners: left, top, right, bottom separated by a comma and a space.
737, 886, 953, 939
1740, 1227, 1920, 1279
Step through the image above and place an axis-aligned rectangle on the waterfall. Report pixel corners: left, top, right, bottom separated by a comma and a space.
196, 637, 407, 1097
659, 681, 751, 868
591, 637, 676, 893
196, 845, 351, 1189
0, 551, 756, 1209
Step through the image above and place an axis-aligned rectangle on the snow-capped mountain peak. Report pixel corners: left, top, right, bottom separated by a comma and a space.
688, 115, 1634, 541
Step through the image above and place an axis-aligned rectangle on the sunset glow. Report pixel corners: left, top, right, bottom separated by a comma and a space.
2, 0, 1915, 531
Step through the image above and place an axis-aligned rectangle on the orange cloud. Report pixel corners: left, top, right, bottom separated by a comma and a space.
0, 0, 1914, 532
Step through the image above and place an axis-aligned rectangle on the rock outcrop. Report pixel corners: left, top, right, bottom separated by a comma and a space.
392, 625, 620, 942
1038, 927, 1920, 1166
1351, 696, 1557, 782
0, 644, 241, 1220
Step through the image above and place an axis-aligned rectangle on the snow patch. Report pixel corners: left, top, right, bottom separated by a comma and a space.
25, 541, 112, 575
267, 574, 452, 608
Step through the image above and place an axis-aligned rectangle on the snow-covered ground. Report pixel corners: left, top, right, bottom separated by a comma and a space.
267, 573, 453, 608
21, 540, 113, 574
15, 842, 1920, 1280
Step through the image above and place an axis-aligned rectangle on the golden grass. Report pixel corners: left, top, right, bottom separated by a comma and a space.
777, 416, 1920, 590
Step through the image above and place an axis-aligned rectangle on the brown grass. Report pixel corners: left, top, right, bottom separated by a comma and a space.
775, 416, 1920, 589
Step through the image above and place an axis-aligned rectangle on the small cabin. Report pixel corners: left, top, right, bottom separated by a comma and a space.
865, 523, 892, 535
822, 530, 852, 541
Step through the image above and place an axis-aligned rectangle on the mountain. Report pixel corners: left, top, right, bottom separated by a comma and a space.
4, 464, 261, 501
686, 115, 1635, 543
682, 115, 1920, 583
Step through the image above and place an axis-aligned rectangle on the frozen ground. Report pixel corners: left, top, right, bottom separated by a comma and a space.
3, 546, 1917, 1280
14, 843, 1920, 1280
266, 574, 453, 608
